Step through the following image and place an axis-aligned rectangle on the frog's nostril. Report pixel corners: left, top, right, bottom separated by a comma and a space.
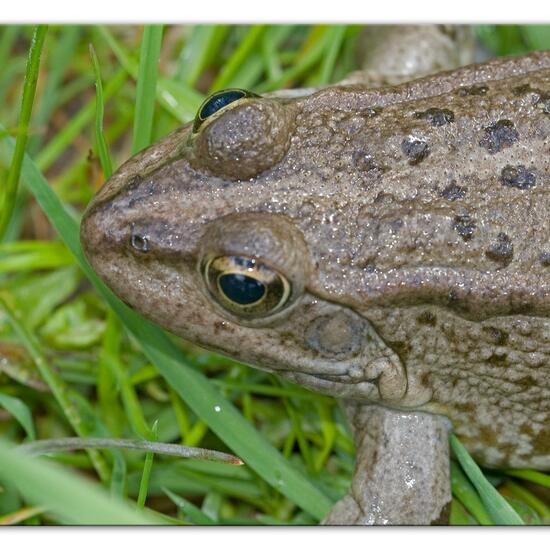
190, 99, 295, 180
130, 233, 150, 253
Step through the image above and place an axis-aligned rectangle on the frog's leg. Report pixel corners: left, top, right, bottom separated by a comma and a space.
323, 403, 452, 525
265, 25, 476, 100
338, 25, 476, 88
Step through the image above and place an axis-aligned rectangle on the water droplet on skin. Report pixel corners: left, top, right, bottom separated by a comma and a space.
214, 405, 221, 412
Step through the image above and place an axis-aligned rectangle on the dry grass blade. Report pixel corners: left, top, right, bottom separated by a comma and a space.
19, 437, 244, 464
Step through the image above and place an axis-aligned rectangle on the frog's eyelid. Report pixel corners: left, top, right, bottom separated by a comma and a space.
192, 88, 260, 133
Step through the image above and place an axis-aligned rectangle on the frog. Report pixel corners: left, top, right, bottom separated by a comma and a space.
80, 25, 550, 524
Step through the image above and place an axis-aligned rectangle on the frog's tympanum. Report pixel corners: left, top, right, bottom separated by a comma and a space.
81, 26, 550, 524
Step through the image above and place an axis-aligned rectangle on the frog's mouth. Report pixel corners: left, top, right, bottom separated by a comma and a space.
274, 355, 409, 405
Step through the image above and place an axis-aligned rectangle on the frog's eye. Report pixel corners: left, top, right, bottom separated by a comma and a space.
193, 89, 259, 132
202, 255, 291, 319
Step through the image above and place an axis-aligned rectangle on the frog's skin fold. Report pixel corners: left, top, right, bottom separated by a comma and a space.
81, 25, 550, 524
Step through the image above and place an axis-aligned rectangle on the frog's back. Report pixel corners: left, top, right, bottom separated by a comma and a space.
294, 52, 550, 469
289, 52, 550, 321
265, 52, 550, 468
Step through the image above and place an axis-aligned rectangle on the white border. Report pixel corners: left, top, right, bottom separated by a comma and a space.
0, 526, 548, 550
1, 7, 549, 548
2, 1, 550, 23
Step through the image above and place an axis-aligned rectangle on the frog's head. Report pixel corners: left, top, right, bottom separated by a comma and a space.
81, 88, 410, 405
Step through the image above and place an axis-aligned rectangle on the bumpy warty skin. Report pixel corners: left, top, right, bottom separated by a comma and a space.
81, 51, 550, 470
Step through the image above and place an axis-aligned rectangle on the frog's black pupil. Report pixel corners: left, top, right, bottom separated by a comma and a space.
200, 90, 246, 120
219, 273, 265, 305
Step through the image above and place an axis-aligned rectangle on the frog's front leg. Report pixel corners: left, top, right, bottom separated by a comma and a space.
323, 403, 452, 525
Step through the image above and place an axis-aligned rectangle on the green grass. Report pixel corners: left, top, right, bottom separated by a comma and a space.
0, 26, 47, 240
0, 24, 549, 525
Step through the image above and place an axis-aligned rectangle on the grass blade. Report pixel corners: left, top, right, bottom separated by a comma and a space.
110, 452, 127, 498
313, 25, 347, 85
504, 469, 550, 489
0, 25, 47, 240
256, 26, 330, 93
261, 26, 294, 82
132, 25, 164, 154
89, 44, 113, 179
520, 25, 550, 50
20, 437, 242, 464
208, 25, 266, 93
0, 437, 163, 525
163, 488, 215, 525
450, 498, 477, 525
0, 505, 46, 525
450, 434, 524, 525
503, 479, 550, 521
137, 421, 158, 508
28, 26, 80, 156
176, 25, 227, 87
450, 461, 492, 525
34, 67, 127, 173
0, 392, 36, 440
97, 26, 201, 123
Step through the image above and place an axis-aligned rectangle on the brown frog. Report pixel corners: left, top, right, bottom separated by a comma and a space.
80, 27, 550, 524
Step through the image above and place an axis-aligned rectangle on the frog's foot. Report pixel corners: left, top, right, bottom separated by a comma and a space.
337, 25, 476, 88
323, 404, 452, 526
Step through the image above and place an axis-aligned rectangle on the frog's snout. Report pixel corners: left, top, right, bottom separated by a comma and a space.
80, 198, 121, 275
189, 98, 295, 180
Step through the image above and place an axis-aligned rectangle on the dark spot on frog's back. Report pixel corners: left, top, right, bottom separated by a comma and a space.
127, 174, 143, 190
500, 164, 536, 189
512, 84, 550, 113
540, 252, 550, 267
352, 150, 389, 177
440, 182, 466, 201
390, 340, 412, 360
413, 108, 454, 127
479, 120, 519, 154
485, 232, 514, 266
452, 213, 476, 241
488, 352, 508, 365
536, 93, 550, 114
417, 311, 437, 326
516, 375, 537, 388
532, 426, 550, 455
456, 84, 488, 96
512, 84, 534, 96
453, 402, 476, 414
447, 289, 459, 305
401, 137, 429, 165
482, 326, 509, 346
389, 218, 404, 232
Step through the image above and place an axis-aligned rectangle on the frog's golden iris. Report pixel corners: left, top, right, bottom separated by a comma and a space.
202, 255, 291, 319
193, 88, 259, 133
